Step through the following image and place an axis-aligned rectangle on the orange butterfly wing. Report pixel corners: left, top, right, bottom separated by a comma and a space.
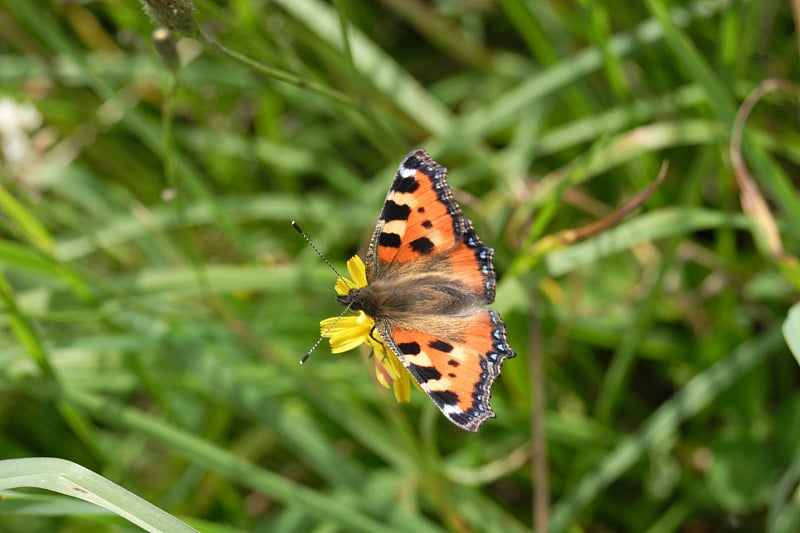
378, 310, 511, 431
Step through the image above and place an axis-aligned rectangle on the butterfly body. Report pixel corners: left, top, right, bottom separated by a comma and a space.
338, 269, 485, 319
340, 149, 515, 432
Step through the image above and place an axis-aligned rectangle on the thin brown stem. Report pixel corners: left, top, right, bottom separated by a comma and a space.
530, 301, 549, 532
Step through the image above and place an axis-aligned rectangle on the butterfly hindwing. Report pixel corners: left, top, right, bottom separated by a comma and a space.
377, 309, 513, 432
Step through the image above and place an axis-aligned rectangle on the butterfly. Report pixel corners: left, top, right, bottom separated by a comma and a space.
335, 149, 515, 432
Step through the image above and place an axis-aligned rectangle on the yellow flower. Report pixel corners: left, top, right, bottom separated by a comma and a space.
321, 256, 412, 403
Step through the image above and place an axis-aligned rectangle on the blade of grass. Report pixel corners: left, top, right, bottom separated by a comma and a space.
0, 182, 54, 254
61, 388, 444, 533
0, 458, 198, 533
544, 207, 746, 277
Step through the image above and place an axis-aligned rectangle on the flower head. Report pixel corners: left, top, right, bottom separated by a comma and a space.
321, 256, 413, 403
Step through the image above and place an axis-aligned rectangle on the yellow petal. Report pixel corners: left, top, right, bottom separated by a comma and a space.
379, 348, 404, 381
320, 312, 374, 353
375, 361, 393, 389
346, 255, 368, 288
334, 255, 368, 296
334, 276, 351, 296
373, 353, 411, 401
373, 343, 415, 402
393, 373, 411, 403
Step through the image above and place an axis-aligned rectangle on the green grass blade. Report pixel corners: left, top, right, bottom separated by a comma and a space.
545, 207, 746, 276
0, 458, 198, 533
0, 183, 54, 254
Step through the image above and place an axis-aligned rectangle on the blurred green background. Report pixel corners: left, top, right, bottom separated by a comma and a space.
0, 0, 799, 531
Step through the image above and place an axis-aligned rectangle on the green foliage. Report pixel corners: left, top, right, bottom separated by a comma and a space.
0, 0, 798, 531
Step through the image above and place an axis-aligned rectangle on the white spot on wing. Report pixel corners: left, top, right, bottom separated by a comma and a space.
441, 403, 463, 415
399, 166, 416, 178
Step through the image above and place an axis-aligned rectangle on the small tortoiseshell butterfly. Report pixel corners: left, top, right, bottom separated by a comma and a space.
336, 149, 515, 432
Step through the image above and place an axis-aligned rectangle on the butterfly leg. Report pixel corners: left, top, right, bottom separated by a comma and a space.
368, 325, 382, 345
369, 326, 392, 364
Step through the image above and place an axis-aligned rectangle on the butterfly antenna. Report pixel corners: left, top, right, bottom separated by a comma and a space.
292, 220, 346, 281
299, 301, 355, 364
293, 220, 358, 364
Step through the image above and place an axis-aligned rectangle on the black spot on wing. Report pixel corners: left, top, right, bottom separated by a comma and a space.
382, 200, 411, 221
447, 359, 460, 367
378, 232, 401, 248
421, 220, 433, 229
404, 155, 422, 169
409, 236, 434, 254
397, 341, 421, 355
429, 389, 458, 407
429, 340, 453, 353
408, 237, 433, 254
392, 176, 419, 193
409, 364, 442, 383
